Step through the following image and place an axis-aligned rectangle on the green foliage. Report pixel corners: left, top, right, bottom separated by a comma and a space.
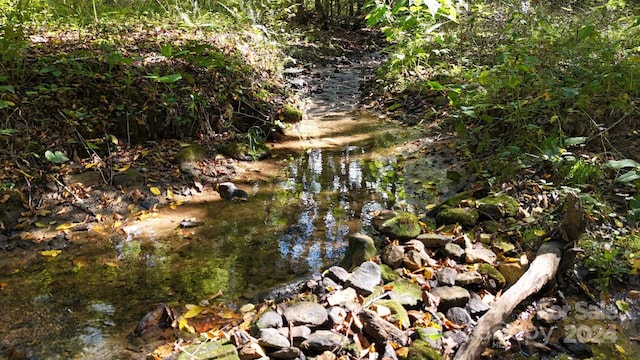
581, 239, 633, 294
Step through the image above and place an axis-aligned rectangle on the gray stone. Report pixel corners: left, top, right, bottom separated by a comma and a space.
387, 279, 423, 306
259, 328, 290, 349
405, 239, 425, 253
444, 330, 469, 348
270, 347, 305, 359
326, 287, 357, 310
446, 307, 474, 325
300, 330, 346, 352
381, 243, 404, 268
338, 233, 377, 270
177, 339, 239, 360
403, 249, 428, 271
283, 301, 327, 327
442, 242, 465, 259
327, 306, 347, 326
466, 295, 490, 317
278, 325, 312, 340
345, 261, 381, 296
455, 271, 484, 286
255, 310, 283, 329
416, 233, 455, 248
465, 247, 497, 264
430, 286, 470, 311
435, 267, 457, 286
415, 327, 442, 350
381, 342, 399, 360
325, 266, 350, 284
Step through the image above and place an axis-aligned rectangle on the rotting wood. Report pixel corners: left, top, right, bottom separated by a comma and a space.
454, 192, 586, 360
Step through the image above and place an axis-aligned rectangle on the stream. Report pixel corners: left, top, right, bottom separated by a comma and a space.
0, 54, 451, 359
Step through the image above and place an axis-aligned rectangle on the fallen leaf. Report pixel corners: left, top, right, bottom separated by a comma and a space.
184, 304, 205, 318
150, 186, 161, 196
41, 249, 62, 257
116, 164, 131, 172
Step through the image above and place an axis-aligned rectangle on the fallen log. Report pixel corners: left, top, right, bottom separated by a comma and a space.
454, 192, 586, 360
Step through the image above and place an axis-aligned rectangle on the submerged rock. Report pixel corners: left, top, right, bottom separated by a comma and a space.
216, 182, 249, 201
338, 233, 377, 270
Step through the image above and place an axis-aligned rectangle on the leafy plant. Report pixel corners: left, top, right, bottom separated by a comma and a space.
44, 150, 70, 163
582, 243, 630, 294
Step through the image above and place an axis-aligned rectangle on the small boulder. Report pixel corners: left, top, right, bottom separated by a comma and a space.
430, 286, 471, 311
436, 207, 479, 228
375, 211, 422, 240
338, 233, 377, 271
283, 301, 328, 327
345, 261, 381, 296
476, 194, 520, 219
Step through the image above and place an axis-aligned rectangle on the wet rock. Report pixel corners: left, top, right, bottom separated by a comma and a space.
477, 263, 506, 288
498, 262, 526, 285
338, 233, 377, 271
442, 243, 465, 259
455, 271, 484, 286
466, 296, 490, 317
476, 194, 520, 219
217, 182, 249, 201
325, 265, 349, 285
381, 243, 404, 268
436, 207, 479, 228
561, 339, 593, 359
406, 339, 444, 360
300, 330, 346, 352
465, 247, 497, 264
375, 211, 422, 240
133, 303, 177, 338
283, 301, 328, 327
177, 340, 240, 360
375, 300, 410, 329
359, 309, 408, 346
446, 307, 473, 325
270, 346, 305, 359
416, 233, 454, 248
255, 310, 283, 329
436, 267, 457, 286
430, 286, 470, 311
259, 328, 290, 349
139, 197, 160, 210
387, 279, 423, 306
345, 261, 381, 296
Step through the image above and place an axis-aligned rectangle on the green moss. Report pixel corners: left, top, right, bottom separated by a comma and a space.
379, 211, 422, 240
405, 339, 443, 360
375, 299, 410, 329
218, 141, 270, 161
478, 263, 506, 286
436, 207, 479, 228
476, 194, 520, 219
380, 264, 401, 282
282, 104, 303, 123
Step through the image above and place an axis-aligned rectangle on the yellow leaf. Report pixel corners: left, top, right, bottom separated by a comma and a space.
534, 229, 546, 236
178, 317, 196, 333
150, 186, 161, 196
183, 304, 204, 318
425, 203, 437, 210
615, 344, 626, 354
105, 261, 119, 267
41, 249, 62, 257
113, 220, 122, 228
35, 221, 48, 228
166, 189, 174, 199
55, 223, 75, 231
115, 164, 130, 172
85, 163, 96, 169
36, 209, 51, 216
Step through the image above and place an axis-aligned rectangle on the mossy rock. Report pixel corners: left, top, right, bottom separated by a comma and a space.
375, 299, 410, 329
478, 263, 506, 287
174, 144, 208, 165
218, 141, 270, 161
380, 263, 401, 282
281, 104, 303, 123
339, 233, 377, 271
377, 211, 422, 240
476, 194, 520, 219
406, 339, 443, 360
436, 207, 479, 228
